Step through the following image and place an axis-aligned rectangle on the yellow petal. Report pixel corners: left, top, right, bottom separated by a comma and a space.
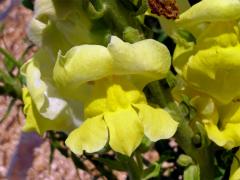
108, 36, 171, 89
183, 45, 240, 104
22, 87, 77, 135
203, 101, 240, 149
83, 79, 110, 118
27, 19, 46, 46
191, 96, 219, 125
21, 50, 55, 114
230, 167, 240, 180
34, 0, 55, 22
53, 45, 113, 90
84, 78, 146, 118
219, 101, 240, 127
104, 107, 144, 156
134, 104, 178, 141
65, 115, 108, 155
177, 0, 240, 26
21, 50, 71, 120
204, 121, 240, 149
21, 55, 47, 112
173, 42, 194, 75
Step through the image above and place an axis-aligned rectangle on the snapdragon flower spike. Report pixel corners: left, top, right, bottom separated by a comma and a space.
173, 0, 240, 105
52, 36, 178, 156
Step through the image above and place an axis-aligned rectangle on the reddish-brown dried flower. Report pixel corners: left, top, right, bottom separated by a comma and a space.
148, 0, 179, 19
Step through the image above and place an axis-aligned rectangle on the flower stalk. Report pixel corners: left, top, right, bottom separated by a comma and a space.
148, 80, 215, 180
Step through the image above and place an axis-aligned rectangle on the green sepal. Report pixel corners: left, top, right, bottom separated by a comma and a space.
142, 163, 161, 180
177, 154, 194, 167
176, 29, 196, 44
192, 121, 210, 149
183, 165, 200, 180
137, 136, 153, 153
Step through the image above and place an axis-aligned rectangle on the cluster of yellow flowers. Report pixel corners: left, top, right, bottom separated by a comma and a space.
21, 0, 240, 177
170, 0, 240, 178
21, 0, 178, 156
172, 0, 240, 150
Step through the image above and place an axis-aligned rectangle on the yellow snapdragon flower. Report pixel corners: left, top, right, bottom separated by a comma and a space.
170, 0, 240, 151
22, 36, 178, 156
173, 0, 240, 104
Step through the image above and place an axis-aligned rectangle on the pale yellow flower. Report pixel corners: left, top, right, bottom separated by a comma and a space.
173, 0, 240, 104
22, 36, 178, 156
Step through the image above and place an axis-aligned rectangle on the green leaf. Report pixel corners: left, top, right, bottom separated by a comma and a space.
142, 163, 161, 180
0, 47, 22, 70
0, 98, 16, 123
0, 69, 22, 98
183, 165, 200, 180
3, 57, 15, 73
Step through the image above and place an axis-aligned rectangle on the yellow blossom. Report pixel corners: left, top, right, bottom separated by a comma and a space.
22, 36, 178, 156
173, 0, 240, 104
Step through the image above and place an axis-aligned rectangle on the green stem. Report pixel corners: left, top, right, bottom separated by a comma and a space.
135, 151, 143, 172
148, 81, 169, 107
103, 0, 144, 40
117, 154, 142, 180
127, 156, 141, 180
148, 80, 215, 180
175, 120, 215, 180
